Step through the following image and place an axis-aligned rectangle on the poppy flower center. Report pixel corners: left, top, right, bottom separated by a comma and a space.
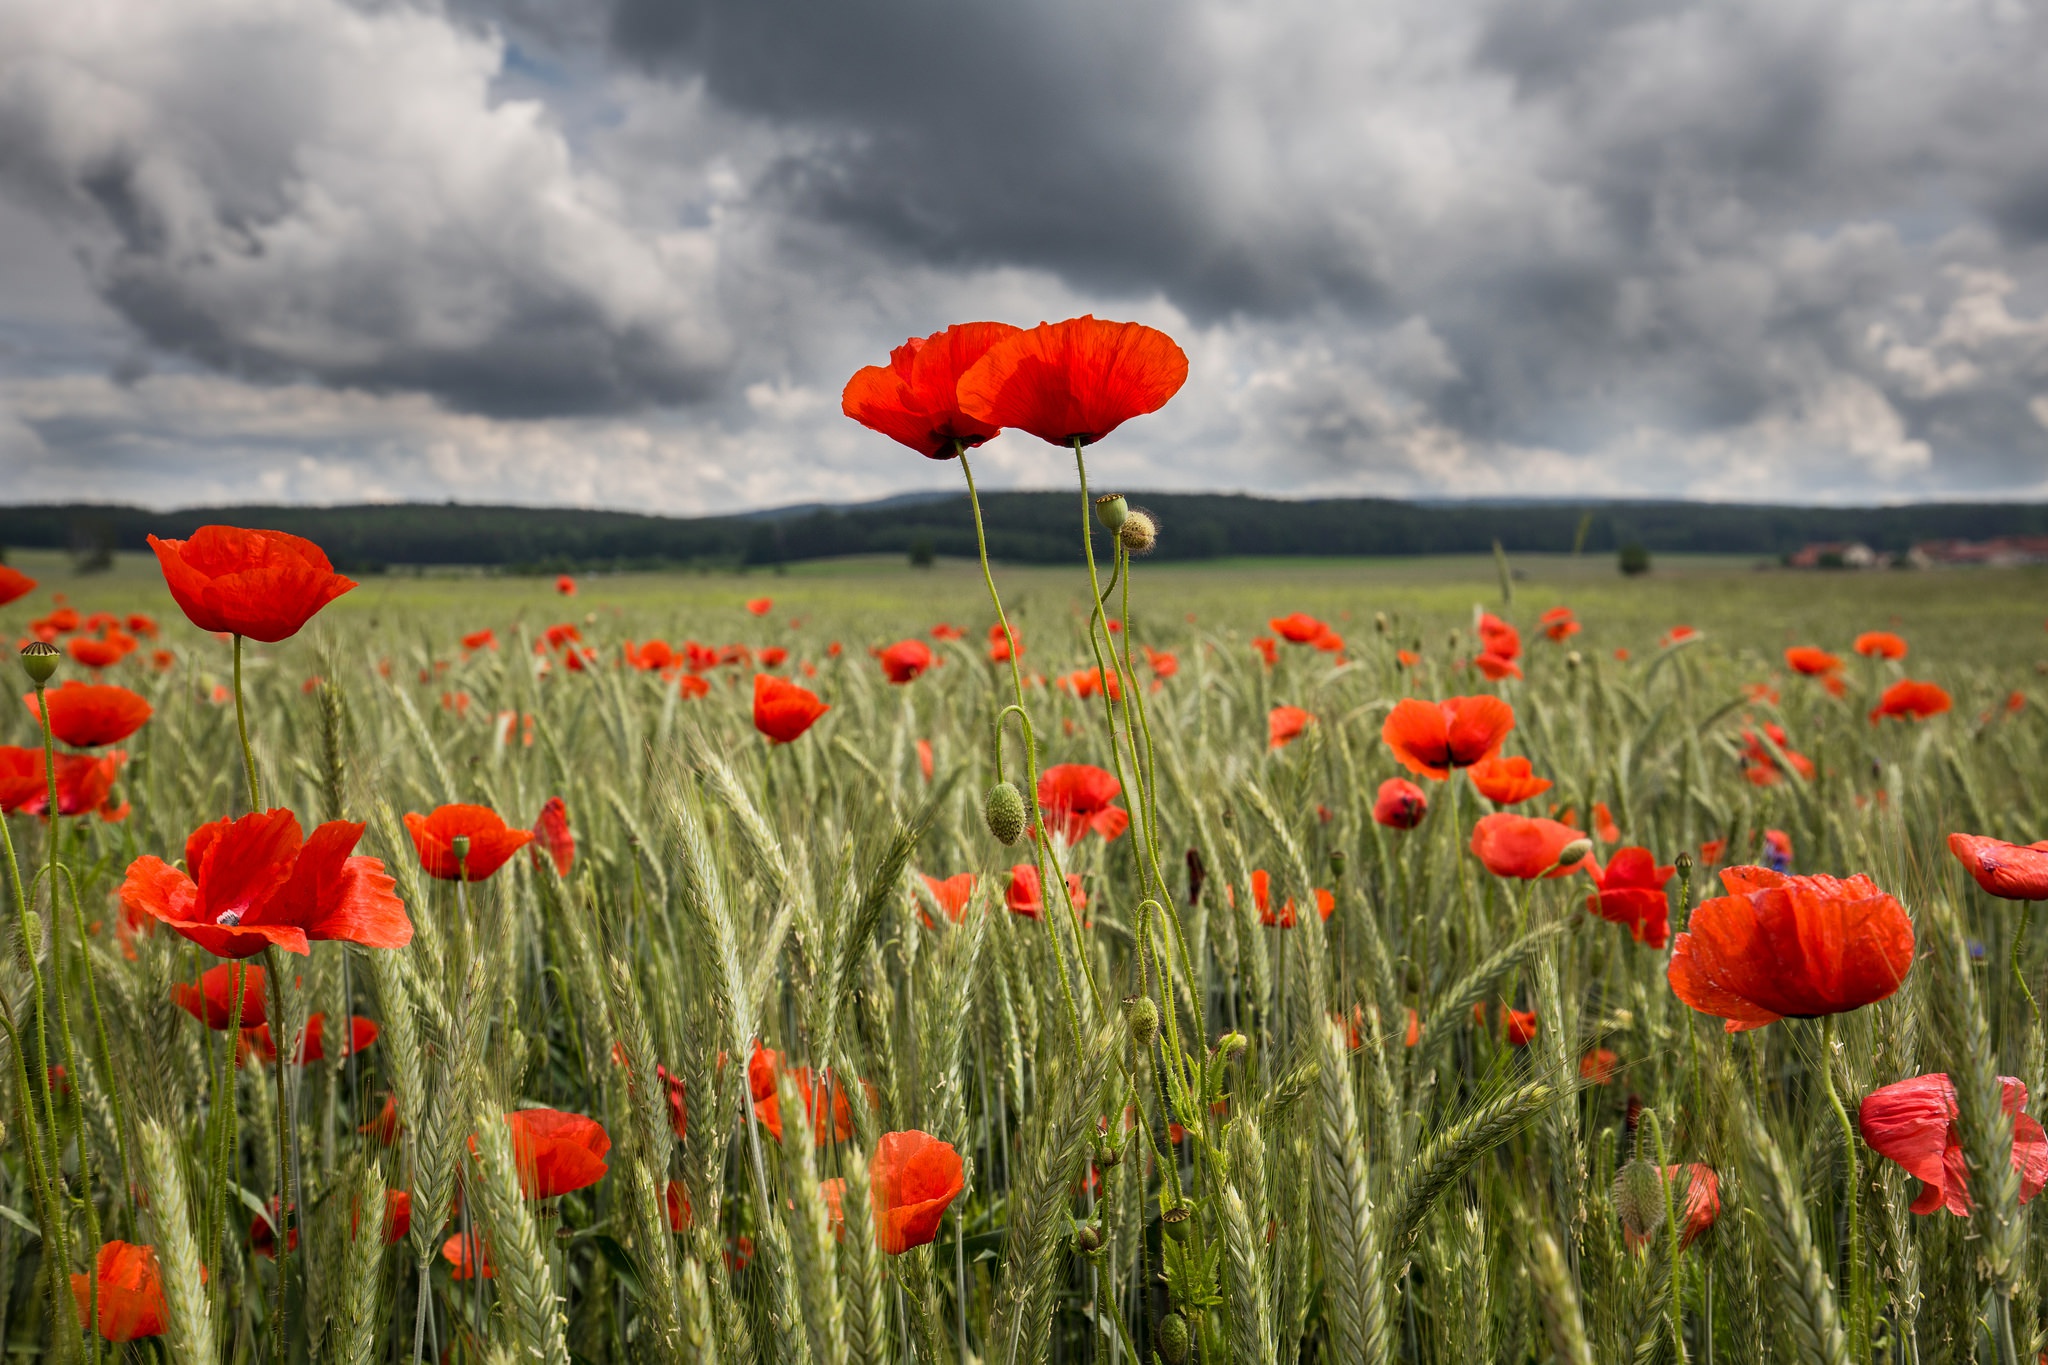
217, 910, 242, 927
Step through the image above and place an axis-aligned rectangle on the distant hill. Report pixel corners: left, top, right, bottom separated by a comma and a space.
3, 494, 2044, 574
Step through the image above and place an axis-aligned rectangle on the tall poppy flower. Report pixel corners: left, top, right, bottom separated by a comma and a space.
1466, 755, 1551, 805
869, 1129, 965, 1254
245, 1014, 378, 1065
25, 681, 153, 748
484, 1109, 611, 1199
404, 805, 534, 882
532, 797, 574, 877
1037, 764, 1127, 843
1870, 679, 1951, 723
1476, 613, 1521, 661
1470, 814, 1586, 880
955, 316, 1188, 447
1541, 607, 1580, 642
1381, 696, 1515, 779
754, 674, 828, 743
1006, 864, 1086, 920
0, 747, 128, 820
1947, 834, 2048, 901
920, 873, 976, 925
987, 623, 1021, 662
172, 962, 268, 1029
1270, 613, 1332, 646
70, 1241, 170, 1342
842, 322, 1023, 458
1586, 848, 1676, 949
1373, 778, 1429, 829
746, 598, 773, 617
1268, 706, 1313, 749
148, 527, 356, 642
121, 809, 412, 958
1858, 1073, 2048, 1216
555, 575, 576, 596
879, 640, 934, 683
1784, 647, 1842, 677
1667, 867, 1913, 1031
1855, 631, 1907, 660
0, 565, 34, 607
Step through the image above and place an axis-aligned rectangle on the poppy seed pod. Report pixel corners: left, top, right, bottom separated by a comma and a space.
450, 835, 471, 864
1127, 994, 1160, 1048
984, 782, 1026, 845
1612, 1160, 1668, 1243
1118, 510, 1158, 555
1674, 851, 1694, 876
1093, 494, 1128, 531
19, 642, 58, 686
1556, 838, 1594, 868
1160, 1201, 1195, 1241
1157, 1313, 1192, 1365
1329, 849, 1347, 880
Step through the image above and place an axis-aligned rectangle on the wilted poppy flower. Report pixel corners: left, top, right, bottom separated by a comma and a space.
1587, 848, 1677, 949
532, 797, 574, 877
149, 527, 356, 643
443, 1232, 494, 1279
404, 804, 534, 882
1373, 778, 1429, 829
1870, 679, 1951, 723
1947, 833, 2048, 901
921, 873, 976, 925
1668, 867, 1913, 1031
1471, 814, 1586, 880
487, 1109, 611, 1199
70, 1241, 170, 1342
1580, 1048, 1619, 1085
121, 810, 410, 958
1270, 613, 1331, 646
754, 674, 828, 743
987, 623, 1021, 662
955, 316, 1188, 447
1006, 864, 1086, 920
1476, 613, 1521, 661
245, 1014, 378, 1066
1038, 764, 1127, 843
0, 746, 128, 820
879, 640, 934, 683
0, 565, 34, 607
842, 322, 1023, 457
869, 1129, 966, 1254
1381, 696, 1515, 779
1859, 1073, 2048, 1216
1268, 705, 1313, 749
1466, 755, 1551, 805
1784, 647, 1842, 677
746, 598, 773, 617
1855, 631, 1907, 660
172, 962, 268, 1029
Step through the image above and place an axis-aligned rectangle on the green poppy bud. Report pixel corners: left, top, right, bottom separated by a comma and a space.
984, 782, 1026, 845
1556, 838, 1594, 868
1613, 1160, 1667, 1245
1073, 1221, 1105, 1253
1093, 494, 1128, 531
1157, 1313, 1192, 1365
1126, 994, 1160, 1049
18, 641, 58, 687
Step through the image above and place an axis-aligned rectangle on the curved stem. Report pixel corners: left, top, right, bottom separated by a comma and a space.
1819, 1016, 1868, 1361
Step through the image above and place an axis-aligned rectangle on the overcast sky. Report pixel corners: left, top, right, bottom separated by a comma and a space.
2, 0, 2046, 512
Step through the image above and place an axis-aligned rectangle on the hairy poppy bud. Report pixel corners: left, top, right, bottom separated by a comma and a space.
1094, 1135, 1123, 1169
1073, 1221, 1104, 1253
1555, 838, 1593, 868
1157, 1313, 1192, 1365
1216, 1032, 1248, 1062
18, 641, 58, 686
1126, 995, 1160, 1049
1613, 1160, 1667, 1244
1161, 1201, 1194, 1242
1093, 494, 1128, 531
984, 782, 1026, 845
1118, 510, 1157, 555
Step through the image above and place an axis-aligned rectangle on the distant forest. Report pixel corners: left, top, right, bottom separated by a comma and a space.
3, 494, 2044, 574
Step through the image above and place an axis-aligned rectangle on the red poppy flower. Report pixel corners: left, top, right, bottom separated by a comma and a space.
1037, 764, 1127, 842
250, 1199, 299, 1257
1381, 696, 1515, 779
796, 1068, 855, 1144
172, 962, 268, 1029
869, 1129, 965, 1254
1859, 1073, 2048, 1217
842, 322, 1023, 457
1058, 667, 1122, 701
121, 809, 412, 958
1541, 606, 1579, 641
665, 1180, 693, 1233
1268, 705, 1313, 749
360, 1096, 401, 1145
1143, 646, 1178, 678
532, 797, 574, 877
758, 646, 788, 668
1579, 1048, 1618, 1085
1947, 833, 2048, 901
487, 1109, 611, 1199
0, 746, 128, 820
70, 1241, 170, 1342
678, 675, 710, 700
379, 1190, 412, 1244
746, 598, 773, 617
404, 804, 534, 882
987, 623, 1021, 662
443, 1232, 494, 1279
1252, 637, 1278, 668
148, 527, 356, 642
1593, 802, 1620, 844
623, 640, 674, 671
1854, 631, 1907, 660
754, 674, 828, 743
1270, 613, 1330, 645
1586, 848, 1676, 949
1473, 651, 1522, 681
245, 1014, 378, 1065
1006, 864, 1086, 920
749, 1044, 785, 1139
921, 873, 976, 925
1784, 646, 1842, 677
462, 628, 497, 652
1499, 1005, 1538, 1047
1373, 778, 1429, 829
1622, 1166, 1720, 1249
879, 640, 933, 683
1476, 613, 1521, 662
555, 575, 576, 596
1869, 679, 1951, 723
1667, 867, 1913, 1032
654, 1064, 688, 1141
66, 637, 126, 669
955, 315, 1188, 447
0, 565, 34, 607
1700, 838, 1726, 867
1660, 626, 1699, 648
1254, 870, 1332, 928
1470, 814, 1585, 880
1466, 755, 1551, 805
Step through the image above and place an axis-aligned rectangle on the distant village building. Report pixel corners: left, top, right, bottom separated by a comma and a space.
1911, 535, 2048, 567
1786, 541, 1880, 569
